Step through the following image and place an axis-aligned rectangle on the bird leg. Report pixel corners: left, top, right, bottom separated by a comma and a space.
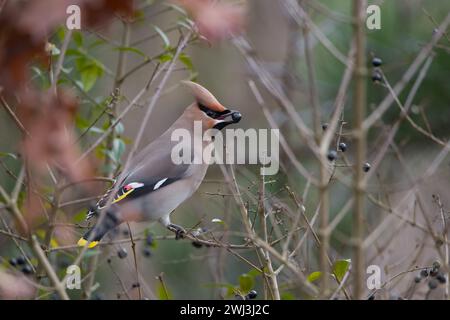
167, 223, 186, 240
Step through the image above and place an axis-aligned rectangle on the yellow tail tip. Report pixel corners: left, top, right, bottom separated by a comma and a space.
77, 238, 99, 249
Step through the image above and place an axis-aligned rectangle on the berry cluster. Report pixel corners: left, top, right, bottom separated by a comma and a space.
371, 56, 383, 83
414, 261, 447, 290
9, 256, 33, 275
322, 123, 371, 173
142, 233, 154, 258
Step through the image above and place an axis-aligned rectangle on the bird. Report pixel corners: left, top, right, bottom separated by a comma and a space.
77, 81, 242, 248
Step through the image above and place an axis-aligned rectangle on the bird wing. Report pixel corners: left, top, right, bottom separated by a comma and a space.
86, 139, 190, 220
86, 176, 182, 220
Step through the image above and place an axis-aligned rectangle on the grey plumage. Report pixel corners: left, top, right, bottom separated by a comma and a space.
78, 82, 241, 248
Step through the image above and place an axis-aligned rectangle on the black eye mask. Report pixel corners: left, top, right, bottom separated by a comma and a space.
198, 103, 230, 119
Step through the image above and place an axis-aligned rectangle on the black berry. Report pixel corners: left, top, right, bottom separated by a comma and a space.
92, 293, 105, 300
327, 150, 337, 161
363, 162, 371, 172
117, 248, 128, 259
142, 247, 152, 258
420, 269, 429, 278
9, 258, 18, 267
371, 71, 382, 82
192, 241, 203, 249
322, 123, 329, 131
436, 273, 446, 284
16, 256, 26, 265
414, 275, 421, 283
50, 293, 60, 300
21, 265, 33, 275
430, 267, 439, 277
132, 282, 140, 288
145, 234, 154, 246
57, 257, 71, 269
428, 279, 438, 290
372, 57, 382, 67
246, 290, 257, 300
338, 142, 348, 152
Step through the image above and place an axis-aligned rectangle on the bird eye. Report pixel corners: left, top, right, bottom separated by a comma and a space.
198, 103, 220, 118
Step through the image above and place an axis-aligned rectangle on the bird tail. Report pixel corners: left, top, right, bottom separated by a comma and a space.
77, 209, 121, 249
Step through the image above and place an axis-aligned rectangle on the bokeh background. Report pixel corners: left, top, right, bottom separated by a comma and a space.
1, 0, 450, 300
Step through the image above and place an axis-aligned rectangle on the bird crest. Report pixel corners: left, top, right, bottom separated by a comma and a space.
181, 81, 226, 112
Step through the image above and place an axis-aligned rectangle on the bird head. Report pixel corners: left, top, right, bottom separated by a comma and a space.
181, 81, 242, 131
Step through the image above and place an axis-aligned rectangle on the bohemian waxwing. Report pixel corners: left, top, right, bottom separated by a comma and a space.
78, 81, 242, 248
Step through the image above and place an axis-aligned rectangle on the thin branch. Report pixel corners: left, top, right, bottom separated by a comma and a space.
51, 29, 72, 92
363, 13, 450, 130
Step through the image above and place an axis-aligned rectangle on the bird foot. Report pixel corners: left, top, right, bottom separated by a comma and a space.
168, 224, 186, 240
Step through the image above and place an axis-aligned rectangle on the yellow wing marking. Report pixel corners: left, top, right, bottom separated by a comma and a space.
77, 238, 99, 248
112, 188, 134, 204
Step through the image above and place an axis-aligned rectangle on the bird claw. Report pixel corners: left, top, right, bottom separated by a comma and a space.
168, 224, 186, 240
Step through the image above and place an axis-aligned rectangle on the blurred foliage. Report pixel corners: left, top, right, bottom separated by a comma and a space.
0, 0, 449, 300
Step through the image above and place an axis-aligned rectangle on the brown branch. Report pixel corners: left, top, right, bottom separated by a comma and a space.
351, 0, 367, 300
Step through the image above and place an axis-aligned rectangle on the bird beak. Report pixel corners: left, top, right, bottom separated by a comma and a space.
213, 109, 242, 130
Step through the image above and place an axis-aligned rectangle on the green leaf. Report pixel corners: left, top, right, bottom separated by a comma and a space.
81, 67, 98, 92
307, 271, 322, 283
88, 39, 107, 50
0, 152, 17, 159
75, 115, 89, 129
66, 48, 83, 57
73, 210, 87, 223
60, 66, 73, 74
75, 80, 84, 90
239, 274, 254, 293
73, 31, 83, 47
157, 53, 173, 63
33, 71, 50, 88
114, 122, 125, 135
281, 292, 295, 300
80, 64, 102, 92
179, 53, 194, 71
88, 127, 105, 134
157, 282, 172, 300
247, 268, 262, 277
164, 3, 188, 16
112, 138, 126, 163
177, 19, 194, 31
153, 25, 171, 49
56, 26, 66, 42
211, 218, 224, 225
333, 259, 351, 282
114, 46, 147, 58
